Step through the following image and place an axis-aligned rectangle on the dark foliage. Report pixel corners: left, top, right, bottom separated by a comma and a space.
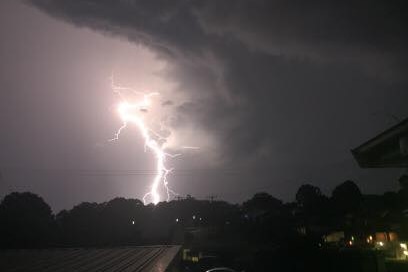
0, 179, 407, 249
296, 184, 323, 211
332, 180, 362, 215
0, 192, 55, 248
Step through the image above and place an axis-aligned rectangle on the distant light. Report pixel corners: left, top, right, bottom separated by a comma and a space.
132, 220, 135, 225
369, 235, 373, 241
192, 215, 196, 220
351, 236, 355, 241
377, 241, 384, 246
348, 241, 353, 246
176, 218, 179, 222
400, 243, 407, 250
199, 217, 202, 221
404, 250, 408, 256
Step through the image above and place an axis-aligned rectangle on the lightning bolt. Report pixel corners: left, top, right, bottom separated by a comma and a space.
109, 77, 180, 205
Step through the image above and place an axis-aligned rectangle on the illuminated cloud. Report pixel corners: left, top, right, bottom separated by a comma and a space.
19, 0, 408, 203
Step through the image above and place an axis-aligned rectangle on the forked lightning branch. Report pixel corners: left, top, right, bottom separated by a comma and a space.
109, 77, 180, 205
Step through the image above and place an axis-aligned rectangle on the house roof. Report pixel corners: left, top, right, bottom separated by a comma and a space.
0, 245, 180, 272
352, 118, 408, 168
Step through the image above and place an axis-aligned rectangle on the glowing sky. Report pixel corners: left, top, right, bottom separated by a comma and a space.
1, 0, 408, 211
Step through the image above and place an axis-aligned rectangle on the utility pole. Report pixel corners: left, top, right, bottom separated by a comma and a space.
0, 169, 3, 201
207, 195, 217, 202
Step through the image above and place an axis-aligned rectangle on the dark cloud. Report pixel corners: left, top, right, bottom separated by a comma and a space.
196, 1, 408, 55
161, 100, 174, 107
26, 0, 408, 74
25, 0, 408, 200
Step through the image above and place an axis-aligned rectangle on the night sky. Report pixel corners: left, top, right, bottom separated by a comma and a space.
1, 0, 407, 211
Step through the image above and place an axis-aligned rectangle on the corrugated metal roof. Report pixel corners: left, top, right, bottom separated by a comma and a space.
0, 245, 180, 272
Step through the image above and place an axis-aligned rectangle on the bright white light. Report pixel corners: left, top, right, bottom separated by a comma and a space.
110, 77, 180, 205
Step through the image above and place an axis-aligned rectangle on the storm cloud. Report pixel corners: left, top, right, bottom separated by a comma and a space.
20, 0, 408, 203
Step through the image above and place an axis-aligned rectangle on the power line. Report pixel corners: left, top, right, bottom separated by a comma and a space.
0, 167, 246, 177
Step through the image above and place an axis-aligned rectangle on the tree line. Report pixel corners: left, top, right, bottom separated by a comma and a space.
1, 176, 407, 249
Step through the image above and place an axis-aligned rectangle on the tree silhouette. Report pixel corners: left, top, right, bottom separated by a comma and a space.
0, 192, 55, 248
0, 178, 404, 251
332, 180, 362, 215
56, 198, 144, 246
56, 201, 102, 246
243, 192, 282, 214
295, 184, 323, 212
397, 175, 408, 209
399, 174, 408, 190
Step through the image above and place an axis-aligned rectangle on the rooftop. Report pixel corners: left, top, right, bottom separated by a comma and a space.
352, 118, 408, 168
0, 245, 180, 272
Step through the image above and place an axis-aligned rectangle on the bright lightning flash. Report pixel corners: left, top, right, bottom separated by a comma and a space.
110, 79, 180, 205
